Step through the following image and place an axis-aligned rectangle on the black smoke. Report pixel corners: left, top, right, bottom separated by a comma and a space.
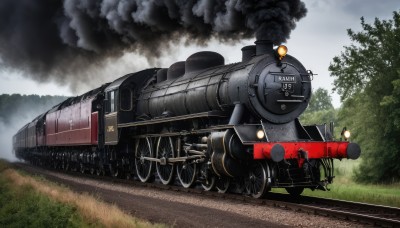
0, 0, 306, 87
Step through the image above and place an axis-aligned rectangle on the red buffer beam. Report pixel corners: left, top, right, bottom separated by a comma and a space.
254, 141, 361, 167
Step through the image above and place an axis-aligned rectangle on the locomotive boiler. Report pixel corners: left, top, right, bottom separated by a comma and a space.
13, 40, 361, 198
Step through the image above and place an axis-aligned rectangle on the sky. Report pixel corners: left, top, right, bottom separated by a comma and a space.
0, 0, 399, 108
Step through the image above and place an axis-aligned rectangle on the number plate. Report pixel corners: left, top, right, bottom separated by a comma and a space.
281, 83, 294, 92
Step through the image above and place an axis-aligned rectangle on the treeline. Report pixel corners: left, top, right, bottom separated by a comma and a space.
303, 11, 400, 184
0, 94, 68, 126
330, 12, 400, 184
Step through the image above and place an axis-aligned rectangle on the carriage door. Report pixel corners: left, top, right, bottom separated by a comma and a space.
104, 90, 118, 145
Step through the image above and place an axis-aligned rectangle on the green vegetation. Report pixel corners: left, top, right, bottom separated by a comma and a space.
272, 160, 400, 207
300, 88, 339, 135
305, 160, 400, 207
298, 90, 400, 205
0, 161, 91, 227
0, 159, 10, 172
0, 159, 166, 228
329, 11, 400, 183
301, 11, 400, 184
305, 88, 334, 113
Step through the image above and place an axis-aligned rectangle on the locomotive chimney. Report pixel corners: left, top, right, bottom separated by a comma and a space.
255, 40, 273, 55
241, 45, 256, 62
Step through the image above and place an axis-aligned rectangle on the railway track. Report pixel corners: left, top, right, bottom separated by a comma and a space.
13, 162, 400, 227
279, 195, 400, 227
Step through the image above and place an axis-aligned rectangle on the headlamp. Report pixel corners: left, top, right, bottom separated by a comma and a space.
341, 127, 351, 141
343, 130, 351, 139
277, 45, 288, 60
256, 130, 265, 140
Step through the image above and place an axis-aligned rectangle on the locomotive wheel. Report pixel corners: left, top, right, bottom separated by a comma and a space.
63, 161, 70, 171
177, 161, 197, 188
71, 163, 78, 172
96, 163, 104, 176
80, 163, 85, 174
245, 161, 269, 199
96, 168, 103, 176
201, 175, 215, 191
109, 163, 119, 177
231, 177, 246, 194
124, 172, 132, 180
200, 164, 216, 191
135, 138, 154, 183
111, 168, 119, 177
156, 137, 176, 185
216, 177, 230, 193
285, 187, 304, 197
53, 161, 58, 170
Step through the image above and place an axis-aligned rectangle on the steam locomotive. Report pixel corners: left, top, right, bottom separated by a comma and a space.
13, 40, 361, 198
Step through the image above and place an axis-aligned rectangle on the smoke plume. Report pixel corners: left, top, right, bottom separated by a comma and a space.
0, 0, 307, 89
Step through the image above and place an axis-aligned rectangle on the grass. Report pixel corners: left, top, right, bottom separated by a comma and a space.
0, 162, 90, 227
0, 160, 167, 228
272, 159, 400, 207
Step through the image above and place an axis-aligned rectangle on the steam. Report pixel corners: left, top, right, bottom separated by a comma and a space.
0, 95, 67, 162
0, 121, 19, 162
0, 0, 306, 90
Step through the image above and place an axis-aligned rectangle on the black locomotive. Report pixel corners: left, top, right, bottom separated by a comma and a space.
14, 40, 360, 198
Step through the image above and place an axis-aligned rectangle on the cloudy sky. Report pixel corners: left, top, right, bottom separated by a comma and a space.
0, 0, 399, 107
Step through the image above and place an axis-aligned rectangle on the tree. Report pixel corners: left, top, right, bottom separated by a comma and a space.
300, 109, 338, 127
329, 11, 400, 183
300, 88, 336, 126
307, 88, 334, 113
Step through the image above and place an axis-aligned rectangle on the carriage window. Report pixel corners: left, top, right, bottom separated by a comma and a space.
110, 91, 115, 113
105, 90, 119, 113
120, 88, 132, 111
105, 91, 114, 113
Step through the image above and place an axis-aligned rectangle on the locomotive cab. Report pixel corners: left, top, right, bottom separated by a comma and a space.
103, 69, 159, 145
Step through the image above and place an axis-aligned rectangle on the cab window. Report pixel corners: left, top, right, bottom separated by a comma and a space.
120, 88, 132, 111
